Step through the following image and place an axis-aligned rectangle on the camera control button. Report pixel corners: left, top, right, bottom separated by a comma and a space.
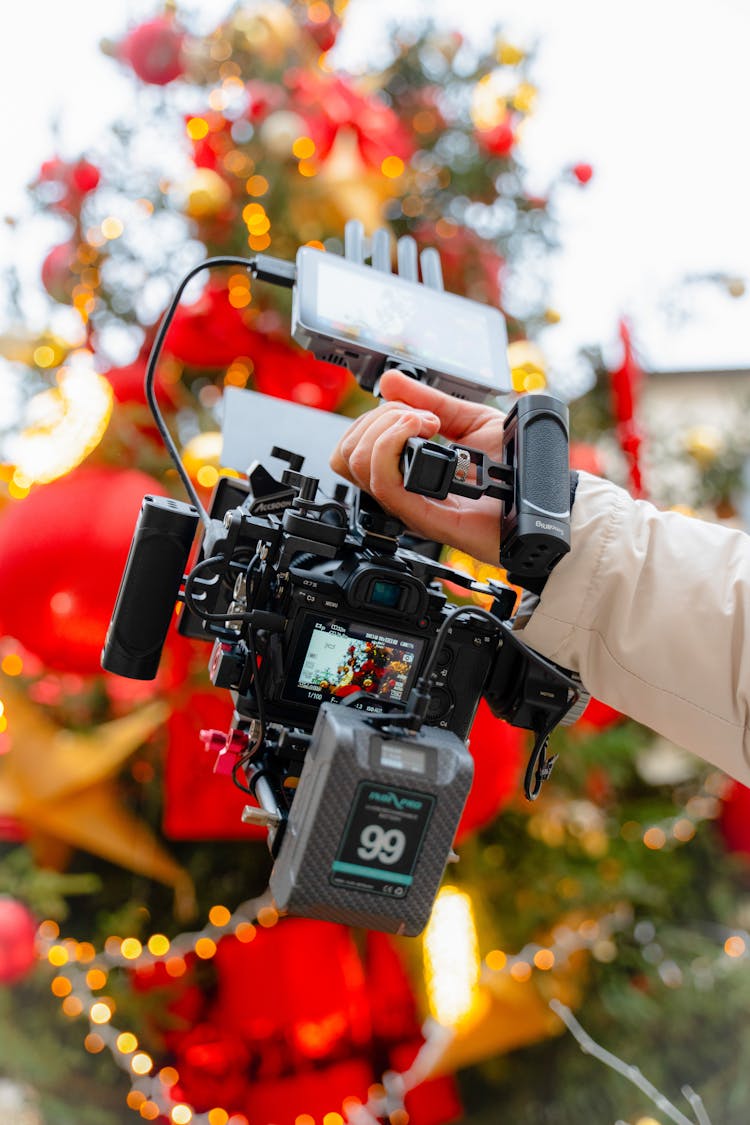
426, 686, 453, 721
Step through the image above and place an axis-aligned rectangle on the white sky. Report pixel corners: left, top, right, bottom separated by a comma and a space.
1, 0, 749, 379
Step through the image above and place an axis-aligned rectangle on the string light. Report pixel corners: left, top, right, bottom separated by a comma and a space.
422, 886, 481, 1026
12, 358, 113, 485
36, 879, 747, 1125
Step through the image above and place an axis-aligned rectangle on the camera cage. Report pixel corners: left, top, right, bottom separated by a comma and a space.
101, 228, 587, 935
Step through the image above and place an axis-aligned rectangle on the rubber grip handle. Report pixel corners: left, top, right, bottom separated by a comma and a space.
101, 495, 199, 680
500, 394, 571, 580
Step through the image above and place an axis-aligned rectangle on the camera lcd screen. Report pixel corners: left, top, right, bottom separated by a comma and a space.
294, 248, 510, 393
283, 615, 425, 708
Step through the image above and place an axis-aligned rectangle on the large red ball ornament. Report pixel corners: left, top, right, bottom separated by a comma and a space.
41, 242, 77, 304
0, 466, 166, 674
456, 699, 524, 841
720, 781, 750, 856
165, 283, 258, 367
121, 17, 185, 85
0, 897, 37, 985
476, 121, 516, 157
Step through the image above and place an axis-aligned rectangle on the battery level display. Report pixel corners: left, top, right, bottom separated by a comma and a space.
380, 744, 427, 774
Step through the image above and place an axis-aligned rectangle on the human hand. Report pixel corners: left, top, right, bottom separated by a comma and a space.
330, 369, 505, 564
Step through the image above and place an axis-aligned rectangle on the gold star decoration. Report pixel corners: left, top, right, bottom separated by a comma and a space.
0, 675, 195, 918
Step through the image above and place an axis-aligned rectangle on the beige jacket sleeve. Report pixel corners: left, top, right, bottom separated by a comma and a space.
518, 471, 750, 784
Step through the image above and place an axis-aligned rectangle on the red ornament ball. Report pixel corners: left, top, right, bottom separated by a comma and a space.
456, 699, 523, 841
41, 241, 77, 304
70, 159, 101, 194
121, 17, 185, 85
572, 162, 594, 184
0, 897, 37, 985
720, 781, 750, 855
0, 466, 166, 674
476, 121, 516, 157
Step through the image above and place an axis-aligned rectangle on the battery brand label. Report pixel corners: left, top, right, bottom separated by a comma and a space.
330, 781, 435, 898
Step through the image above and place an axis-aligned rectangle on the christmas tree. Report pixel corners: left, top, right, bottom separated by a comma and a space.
1, 4, 749, 1123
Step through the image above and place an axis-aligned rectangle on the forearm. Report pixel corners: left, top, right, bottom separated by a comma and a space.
518, 472, 750, 783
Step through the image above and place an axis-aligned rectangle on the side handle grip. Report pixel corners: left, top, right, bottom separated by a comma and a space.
101, 495, 199, 680
500, 394, 570, 580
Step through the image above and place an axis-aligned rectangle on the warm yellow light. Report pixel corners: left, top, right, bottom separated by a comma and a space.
131, 1051, 153, 1075
76, 942, 96, 963
242, 201, 265, 221
209, 905, 232, 928
471, 70, 508, 130
84, 1032, 105, 1053
496, 39, 525, 66
228, 288, 252, 308
381, 155, 405, 178
187, 117, 210, 140
235, 921, 256, 943
127, 1091, 147, 1110
246, 213, 271, 235
195, 937, 217, 960
14, 362, 113, 485
508, 340, 547, 394
485, 949, 507, 972
643, 826, 667, 850
724, 935, 746, 958
533, 949, 555, 971
171, 1106, 193, 1124
51, 975, 72, 997
101, 217, 124, 240
512, 82, 537, 114
207, 1110, 229, 1125
1, 652, 23, 676
257, 906, 279, 928
248, 233, 272, 251
62, 995, 84, 1017
33, 345, 57, 368
159, 1066, 180, 1086
116, 1032, 138, 1054
148, 934, 170, 957
297, 159, 318, 178
323, 1114, 344, 1125
90, 1001, 113, 1025
48, 945, 69, 967
673, 818, 695, 842
196, 465, 219, 489
308, 1, 331, 22
120, 937, 143, 960
423, 886, 481, 1026
86, 968, 108, 990
140, 1101, 160, 1120
165, 956, 187, 977
292, 136, 316, 159
295, 1115, 315, 1125
509, 961, 532, 982
246, 174, 269, 196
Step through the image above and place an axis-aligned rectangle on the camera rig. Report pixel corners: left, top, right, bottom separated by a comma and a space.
102, 224, 586, 936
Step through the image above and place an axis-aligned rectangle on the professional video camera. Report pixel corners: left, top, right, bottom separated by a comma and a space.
102, 222, 586, 936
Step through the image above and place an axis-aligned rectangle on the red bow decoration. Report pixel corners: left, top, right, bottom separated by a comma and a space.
609, 318, 647, 498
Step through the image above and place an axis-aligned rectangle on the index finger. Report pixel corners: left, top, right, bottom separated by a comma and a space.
378, 370, 500, 442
